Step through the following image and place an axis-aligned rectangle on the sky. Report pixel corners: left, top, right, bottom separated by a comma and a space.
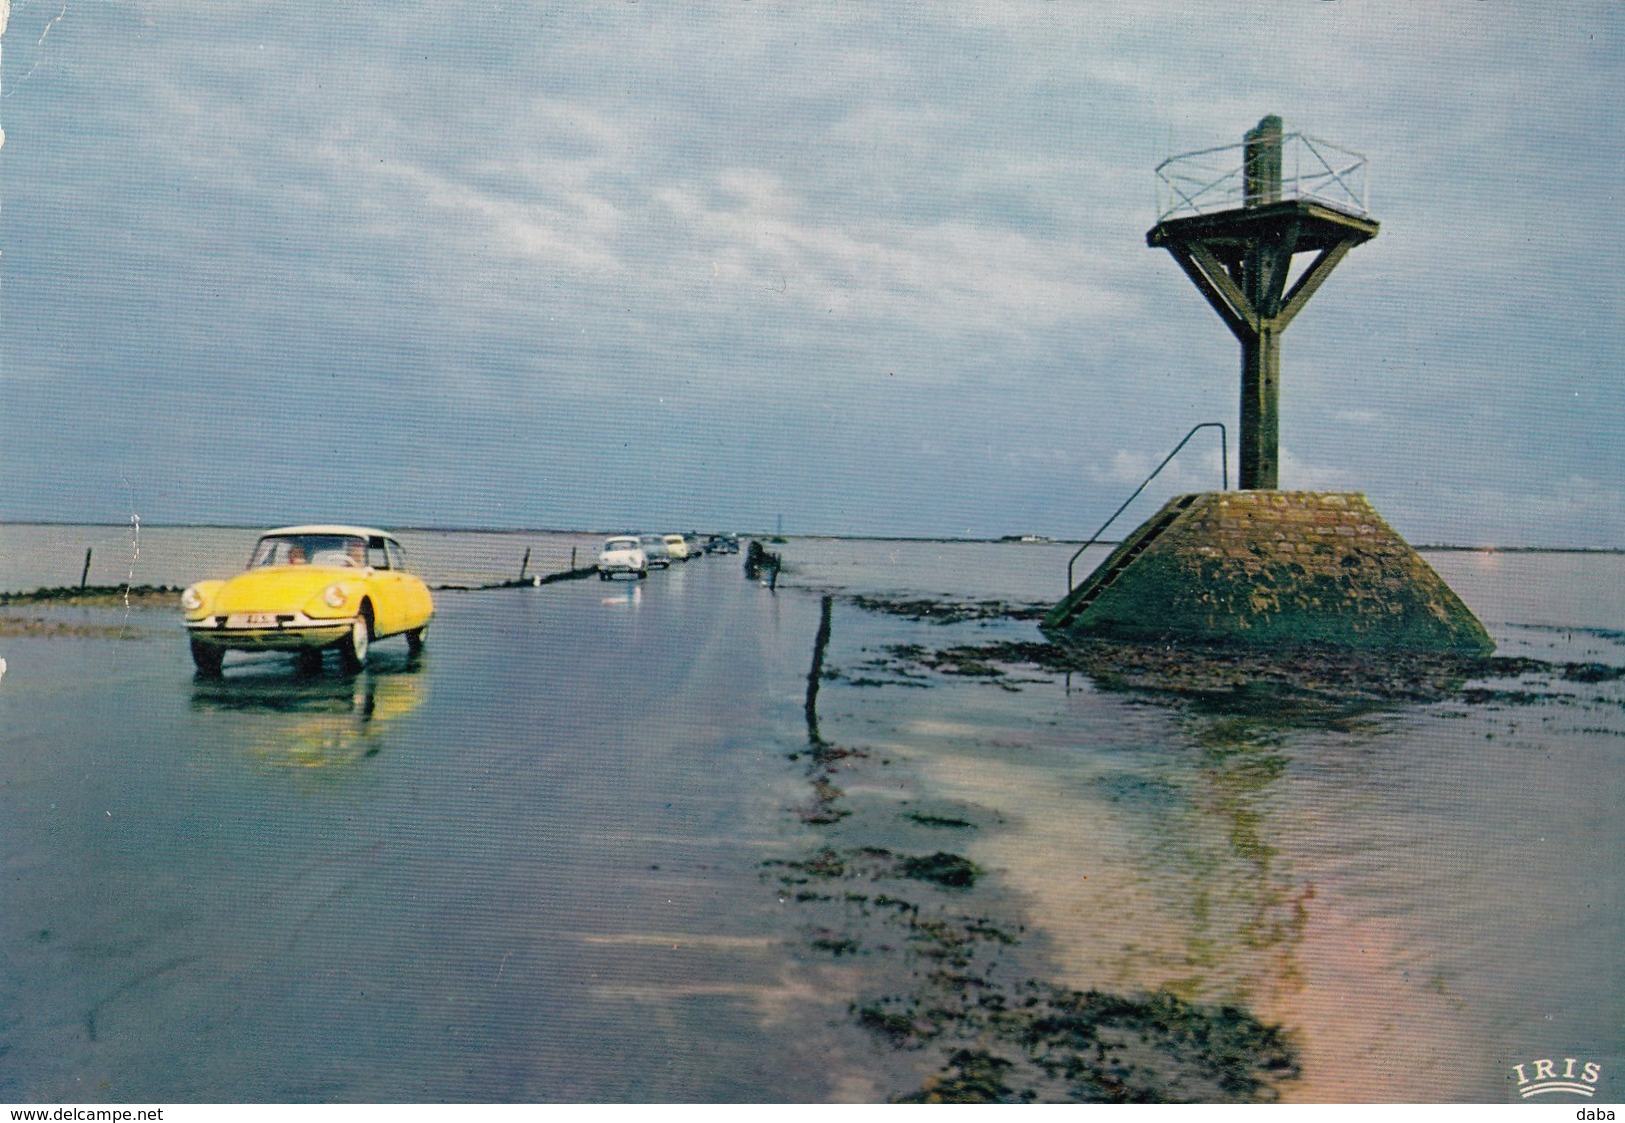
0, 2, 1620, 545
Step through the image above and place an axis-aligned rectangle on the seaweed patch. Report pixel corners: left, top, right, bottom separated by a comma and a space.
847, 594, 1049, 625
767, 747, 1299, 1102
878, 633, 1624, 715
882, 984, 1300, 1103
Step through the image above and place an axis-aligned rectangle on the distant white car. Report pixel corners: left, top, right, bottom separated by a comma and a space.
662, 534, 691, 562
638, 534, 672, 569
597, 536, 648, 580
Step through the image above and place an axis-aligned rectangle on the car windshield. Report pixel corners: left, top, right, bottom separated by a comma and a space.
250, 534, 368, 569
604, 539, 638, 551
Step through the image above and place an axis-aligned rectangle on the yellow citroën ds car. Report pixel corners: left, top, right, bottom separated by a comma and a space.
182, 525, 434, 676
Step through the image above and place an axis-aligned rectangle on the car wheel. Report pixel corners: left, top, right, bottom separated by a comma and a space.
638, 569, 648, 579
406, 626, 427, 655
190, 638, 224, 677
338, 609, 371, 673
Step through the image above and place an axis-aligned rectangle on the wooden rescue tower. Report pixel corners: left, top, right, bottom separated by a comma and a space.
1043, 117, 1493, 654
1148, 116, 1379, 489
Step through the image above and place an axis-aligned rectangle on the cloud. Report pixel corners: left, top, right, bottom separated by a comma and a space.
0, 1, 1619, 542
654, 167, 1135, 336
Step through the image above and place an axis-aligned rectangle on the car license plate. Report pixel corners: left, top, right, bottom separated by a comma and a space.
228, 613, 279, 628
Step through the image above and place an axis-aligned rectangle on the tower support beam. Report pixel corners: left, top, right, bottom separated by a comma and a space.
1277, 241, 1355, 330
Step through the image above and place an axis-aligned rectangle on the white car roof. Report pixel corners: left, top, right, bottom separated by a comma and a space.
263, 524, 397, 541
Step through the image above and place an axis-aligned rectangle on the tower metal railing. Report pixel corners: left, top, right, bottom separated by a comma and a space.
1154, 132, 1370, 222
1065, 422, 1228, 593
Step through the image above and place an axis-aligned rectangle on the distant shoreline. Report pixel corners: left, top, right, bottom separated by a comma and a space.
0, 584, 182, 607
1414, 544, 1625, 554
0, 521, 1620, 554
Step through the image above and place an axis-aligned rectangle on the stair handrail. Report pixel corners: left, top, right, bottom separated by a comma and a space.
1066, 422, 1228, 592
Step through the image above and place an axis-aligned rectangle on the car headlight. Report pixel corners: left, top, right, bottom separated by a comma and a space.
323, 583, 351, 608
181, 585, 204, 611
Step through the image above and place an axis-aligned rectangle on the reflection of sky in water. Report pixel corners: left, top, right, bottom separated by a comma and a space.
855, 610, 1625, 1102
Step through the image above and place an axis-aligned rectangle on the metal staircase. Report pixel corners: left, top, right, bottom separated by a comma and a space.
1047, 494, 1198, 632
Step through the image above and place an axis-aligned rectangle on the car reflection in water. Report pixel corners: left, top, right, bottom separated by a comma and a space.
190, 650, 425, 774
600, 582, 644, 609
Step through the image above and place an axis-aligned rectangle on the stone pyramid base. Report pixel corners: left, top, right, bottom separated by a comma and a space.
1043, 491, 1493, 654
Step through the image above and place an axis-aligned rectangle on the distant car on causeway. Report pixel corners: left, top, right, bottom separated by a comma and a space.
597, 535, 649, 580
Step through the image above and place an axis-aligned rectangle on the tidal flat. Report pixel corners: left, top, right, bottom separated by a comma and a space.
0, 527, 1619, 1102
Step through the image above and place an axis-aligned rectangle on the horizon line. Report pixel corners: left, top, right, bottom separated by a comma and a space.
0, 520, 1620, 554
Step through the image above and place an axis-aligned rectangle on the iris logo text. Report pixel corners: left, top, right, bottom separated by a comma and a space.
1512, 1057, 1602, 1098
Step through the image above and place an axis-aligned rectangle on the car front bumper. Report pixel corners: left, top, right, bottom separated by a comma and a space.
186, 611, 355, 651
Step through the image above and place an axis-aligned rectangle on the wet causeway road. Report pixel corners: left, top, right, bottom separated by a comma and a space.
0, 562, 906, 1101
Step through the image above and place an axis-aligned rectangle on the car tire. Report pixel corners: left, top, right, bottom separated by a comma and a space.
638, 569, 648, 579
338, 609, 371, 673
406, 626, 427, 655
190, 638, 224, 677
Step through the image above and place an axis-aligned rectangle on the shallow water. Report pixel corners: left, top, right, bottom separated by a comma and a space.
806, 636, 1624, 1100
0, 527, 1619, 1102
